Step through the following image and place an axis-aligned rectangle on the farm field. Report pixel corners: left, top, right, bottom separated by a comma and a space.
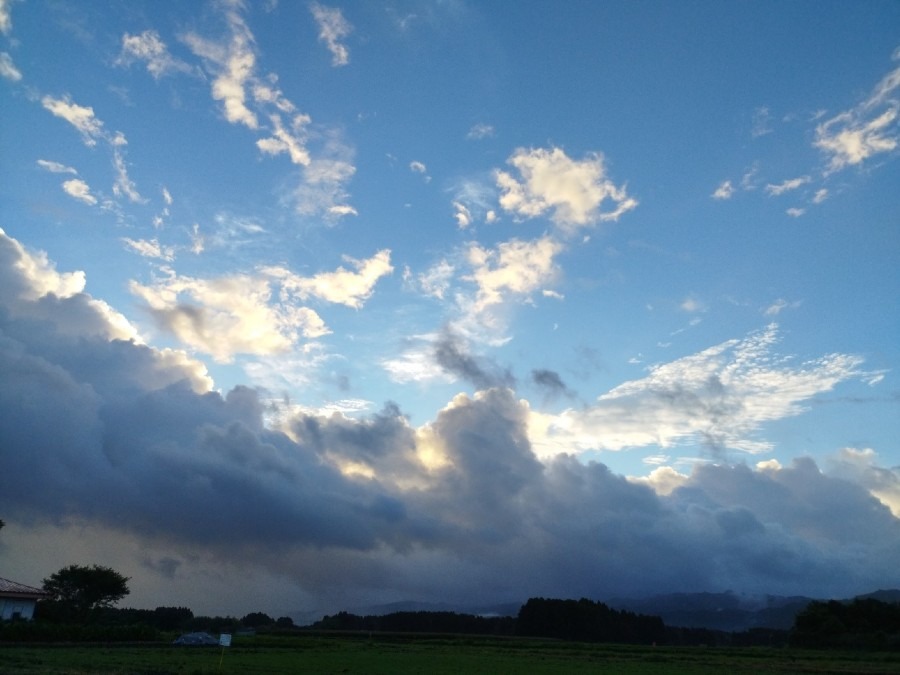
1, 635, 899, 674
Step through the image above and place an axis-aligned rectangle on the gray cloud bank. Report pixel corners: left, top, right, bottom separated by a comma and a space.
1, 229, 898, 616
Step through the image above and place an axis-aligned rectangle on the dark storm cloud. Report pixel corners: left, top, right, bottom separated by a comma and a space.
433, 329, 515, 390
531, 368, 574, 400
2, 229, 898, 612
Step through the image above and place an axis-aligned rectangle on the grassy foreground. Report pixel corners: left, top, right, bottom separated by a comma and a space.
2, 633, 899, 674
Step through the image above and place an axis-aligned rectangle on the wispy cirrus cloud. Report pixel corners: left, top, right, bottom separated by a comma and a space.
179, 2, 358, 219
0, 51, 21, 81
182, 6, 259, 129
117, 29, 197, 79
122, 237, 175, 262
765, 175, 811, 196
41, 95, 105, 146
37, 159, 78, 175
0, 0, 13, 35
530, 324, 865, 458
309, 2, 352, 67
815, 57, 900, 172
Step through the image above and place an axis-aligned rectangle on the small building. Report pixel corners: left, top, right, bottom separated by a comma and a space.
0, 577, 50, 621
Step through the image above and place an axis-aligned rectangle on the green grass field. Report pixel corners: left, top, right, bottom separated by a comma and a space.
2, 634, 899, 674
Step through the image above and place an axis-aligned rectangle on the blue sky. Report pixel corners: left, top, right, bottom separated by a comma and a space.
1, 0, 898, 618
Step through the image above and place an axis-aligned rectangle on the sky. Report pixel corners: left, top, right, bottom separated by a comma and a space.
1, 0, 899, 620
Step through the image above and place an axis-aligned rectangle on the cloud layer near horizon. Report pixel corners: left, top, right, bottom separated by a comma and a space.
1, 229, 898, 615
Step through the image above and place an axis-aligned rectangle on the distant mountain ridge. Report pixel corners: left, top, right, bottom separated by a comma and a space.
294, 589, 900, 632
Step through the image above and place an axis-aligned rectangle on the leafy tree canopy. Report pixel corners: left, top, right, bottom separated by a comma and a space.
41, 564, 130, 618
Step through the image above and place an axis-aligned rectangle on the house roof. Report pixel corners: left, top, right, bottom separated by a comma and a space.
0, 576, 49, 598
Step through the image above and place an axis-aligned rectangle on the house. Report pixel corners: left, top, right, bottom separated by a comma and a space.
0, 577, 50, 621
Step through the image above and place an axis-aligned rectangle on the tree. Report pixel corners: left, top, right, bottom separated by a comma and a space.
41, 565, 130, 621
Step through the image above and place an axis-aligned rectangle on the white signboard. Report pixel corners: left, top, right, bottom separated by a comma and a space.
219, 633, 232, 647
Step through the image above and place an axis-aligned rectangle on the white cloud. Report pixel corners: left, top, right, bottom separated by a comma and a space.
464, 236, 562, 323
628, 465, 687, 496
409, 160, 427, 174
495, 146, 637, 231
162, 187, 173, 206
295, 154, 357, 219
41, 95, 105, 146
37, 159, 78, 175
416, 259, 455, 299
0, 228, 143, 344
751, 106, 772, 137
263, 250, 392, 310
529, 324, 864, 457
466, 123, 494, 140
256, 113, 312, 166
182, 7, 259, 129
112, 143, 144, 203
130, 270, 330, 363
815, 60, 900, 172
452, 201, 472, 229
0, 0, 12, 35
765, 175, 811, 196
828, 448, 900, 518
118, 30, 195, 79
310, 2, 352, 67
121, 237, 175, 262
62, 178, 97, 205
812, 188, 829, 204
786, 207, 805, 218
0, 51, 21, 81
679, 296, 706, 313
712, 180, 734, 200
763, 298, 801, 316
381, 339, 455, 384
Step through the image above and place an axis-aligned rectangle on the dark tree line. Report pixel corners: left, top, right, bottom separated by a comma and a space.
790, 598, 900, 650
311, 610, 516, 636
516, 597, 666, 644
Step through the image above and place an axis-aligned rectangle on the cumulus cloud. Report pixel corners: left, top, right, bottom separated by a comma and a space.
310, 2, 352, 67
712, 180, 734, 200
0, 51, 21, 81
531, 324, 865, 457
263, 249, 393, 309
827, 448, 900, 517
495, 147, 637, 231
62, 178, 97, 205
130, 270, 330, 363
465, 236, 562, 316
118, 29, 196, 79
1, 237, 897, 615
815, 57, 900, 172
